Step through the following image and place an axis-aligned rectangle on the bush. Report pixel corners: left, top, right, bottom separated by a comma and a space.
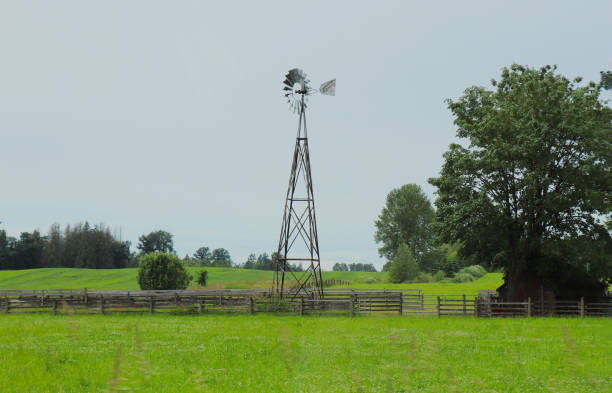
197, 270, 208, 287
450, 265, 488, 283
460, 265, 487, 279
433, 270, 446, 282
451, 272, 475, 283
388, 243, 420, 283
416, 272, 433, 283
137, 252, 192, 290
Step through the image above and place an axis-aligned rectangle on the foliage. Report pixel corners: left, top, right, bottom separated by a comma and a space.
460, 265, 487, 279
193, 247, 211, 264
137, 252, 191, 290
0, 223, 131, 270
429, 64, 612, 298
446, 265, 489, 284
348, 263, 377, 272
416, 271, 433, 283
375, 184, 435, 262
332, 263, 349, 271
243, 254, 257, 269
196, 270, 208, 287
210, 248, 231, 267
433, 270, 446, 282
332, 262, 376, 272
240, 252, 275, 270
419, 243, 480, 275
601, 70, 612, 90
290, 263, 304, 272
137, 230, 174, 255
388, 243, 420, 283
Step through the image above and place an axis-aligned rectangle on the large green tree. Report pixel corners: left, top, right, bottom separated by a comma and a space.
374, 184, 435, 262
137, 230, 174, 255
210, 248, 232, 267
429, 64, 612, 300
192, 246, 212, 266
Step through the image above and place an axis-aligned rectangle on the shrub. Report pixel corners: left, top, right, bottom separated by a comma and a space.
460, 265, 487, 279
433, 270, 446, 282
197, 270, 208, 287
417, 272, 433, 283
451, 272, 474, 283
388, 243, 420, 283
137, 252, 192, 290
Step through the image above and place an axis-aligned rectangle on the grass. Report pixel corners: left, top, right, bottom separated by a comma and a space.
0, 267, 504, 295
0, 313, 609, 392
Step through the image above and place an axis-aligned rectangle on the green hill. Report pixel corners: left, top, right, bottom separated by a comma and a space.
0, 267, 503, 295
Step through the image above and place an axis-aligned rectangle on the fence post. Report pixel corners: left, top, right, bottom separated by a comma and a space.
398, 292, 403, 315
462, 294, 466, 315
350, 295, 355, 317
527, 297, 531, 317
149, 297, 155, 314
437, 296, 441, 318
551, 296, 556, 316
486, 296, 492, 318
99, 294, 105, 315
4, 296, 9, 314
384, 289, 388, 310
249, 296, 254, 314
475, 297, 479, 317
83, 288, 88, 306
53, 300, 58, 315
580, 297, 584, 318
300, 297, 304, 316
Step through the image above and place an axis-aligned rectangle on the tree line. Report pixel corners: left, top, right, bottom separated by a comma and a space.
0, 223, 132, 269
332, 263, 377, 272
0, 225, 315, 272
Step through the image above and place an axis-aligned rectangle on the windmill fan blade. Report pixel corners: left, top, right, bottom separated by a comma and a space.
282, 68, 312, 111
320, 79, 336, 96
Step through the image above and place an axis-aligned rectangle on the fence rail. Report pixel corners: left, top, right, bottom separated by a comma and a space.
0, 289, 610, 317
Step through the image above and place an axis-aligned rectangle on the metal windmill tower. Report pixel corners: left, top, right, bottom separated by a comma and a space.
272, 68, 335, 299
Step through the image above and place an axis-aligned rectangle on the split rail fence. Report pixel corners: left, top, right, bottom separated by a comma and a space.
0, 289, 610, 317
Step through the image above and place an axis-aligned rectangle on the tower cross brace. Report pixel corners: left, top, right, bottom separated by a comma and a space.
273, 96, 324, 299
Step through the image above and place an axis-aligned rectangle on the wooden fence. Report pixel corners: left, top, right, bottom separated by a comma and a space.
0, 289, 610, 317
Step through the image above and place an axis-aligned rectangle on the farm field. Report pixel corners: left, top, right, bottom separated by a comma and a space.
0, 267, 504, 294
0, 314, 609, 393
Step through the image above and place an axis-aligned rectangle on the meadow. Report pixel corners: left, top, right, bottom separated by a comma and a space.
0, 267, 504, 295
0, 313, 610, 393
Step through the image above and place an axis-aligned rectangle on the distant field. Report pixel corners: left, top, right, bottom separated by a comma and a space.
0, 313, 609, 393
0, 268, 504, 294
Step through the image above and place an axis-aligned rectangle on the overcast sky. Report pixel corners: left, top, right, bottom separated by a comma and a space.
1, 1, 610, 270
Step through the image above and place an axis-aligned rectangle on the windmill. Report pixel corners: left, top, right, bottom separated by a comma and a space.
273, 68, 335, 299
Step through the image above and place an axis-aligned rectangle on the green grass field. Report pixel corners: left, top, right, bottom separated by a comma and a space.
0, 267, 503, 295
0, 313, 609, 393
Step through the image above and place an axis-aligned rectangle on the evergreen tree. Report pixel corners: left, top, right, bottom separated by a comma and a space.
388, 243, 420, 283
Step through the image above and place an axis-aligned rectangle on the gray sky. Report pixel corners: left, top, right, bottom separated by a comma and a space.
1, 1, 611, 270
